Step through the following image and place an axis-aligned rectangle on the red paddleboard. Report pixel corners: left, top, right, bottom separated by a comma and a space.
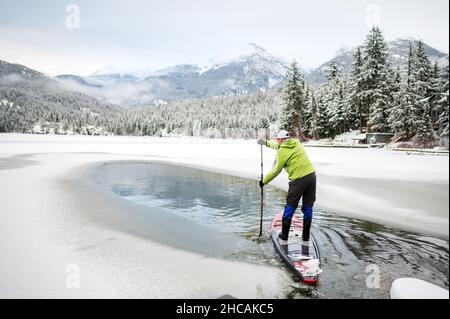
269, 211, 322, 285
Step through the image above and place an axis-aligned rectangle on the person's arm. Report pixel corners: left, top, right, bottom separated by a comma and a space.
257, 139, 279, 150
265, 140, 279, 150
262, 150, 287, 185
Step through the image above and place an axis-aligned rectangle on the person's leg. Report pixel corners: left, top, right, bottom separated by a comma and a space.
301, 173, 317, 242
280, 179, 304, 240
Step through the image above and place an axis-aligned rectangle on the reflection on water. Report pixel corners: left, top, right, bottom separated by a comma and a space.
89, 161, 449, 299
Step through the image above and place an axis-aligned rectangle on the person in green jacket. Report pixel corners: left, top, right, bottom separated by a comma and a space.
258, 130, 316, 243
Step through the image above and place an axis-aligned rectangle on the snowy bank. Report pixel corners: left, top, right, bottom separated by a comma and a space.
390, 278, 449, 299
0, 147, 287, 298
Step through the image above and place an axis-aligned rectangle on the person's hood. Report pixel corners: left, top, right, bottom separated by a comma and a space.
280, 138, 298, 149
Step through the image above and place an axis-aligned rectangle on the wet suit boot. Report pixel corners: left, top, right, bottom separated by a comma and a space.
301, 244, 309, 256
278, 219, 291, 241
302, 219, 312, 242
302, 219, 312, 255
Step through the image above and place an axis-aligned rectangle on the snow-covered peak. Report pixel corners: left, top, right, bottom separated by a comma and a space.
92, 65, 124, 76
89, 43, 290, 80
389, 37, 418, 46
211, 43, 281, 66
333, 46, 354, 58
91, 65, 155, 79
204, 43, 290, 77
233, 42, 269, 58
151, 64, 201, 77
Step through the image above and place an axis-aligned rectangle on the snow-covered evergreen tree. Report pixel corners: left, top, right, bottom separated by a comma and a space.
303, 85, 312, 137
347, 46, 365, 130
308, 90, 319, 140
388, 65, 414, 134
327, 62, 341, 81
361, 27, 393, 132
322, 64, 349, 136
410, 41, 435, 147
438, 64, 449, 140
314, 87, 331, 138
280, 60, 307, 140
398, 43, 418, 136
258, 117, 270, 139
430, 61, 442, 124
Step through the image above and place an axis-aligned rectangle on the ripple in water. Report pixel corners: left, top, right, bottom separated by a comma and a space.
89, 161, 449, 299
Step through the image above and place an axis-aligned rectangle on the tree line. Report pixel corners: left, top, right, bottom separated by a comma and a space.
280, 27, 449, 147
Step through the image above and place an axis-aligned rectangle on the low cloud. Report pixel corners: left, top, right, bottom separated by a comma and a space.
57, 76, 169, 107
0, 73, 25, 85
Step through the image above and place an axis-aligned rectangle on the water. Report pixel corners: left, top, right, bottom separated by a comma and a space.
88, 161, 449, 298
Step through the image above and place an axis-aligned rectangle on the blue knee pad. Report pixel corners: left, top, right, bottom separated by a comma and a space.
283, 204, 296, 220
301, 207, 313, 220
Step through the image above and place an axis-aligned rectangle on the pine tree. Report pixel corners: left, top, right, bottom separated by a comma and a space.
303, 85, 312, 137
327, 62, 341, 81
438, 64, 449, 140
280, 60, 307, 140
308, 90, 319, 140
361, 27, 392, 132
402, 43, 418, 136
323, 64, 348, 136
258, 117, 270, 139
348, 46, 365, 130
430, 61, 442, 125
314, 87, 331, 138
388, 68, 410, 133
410, 41, 435, 147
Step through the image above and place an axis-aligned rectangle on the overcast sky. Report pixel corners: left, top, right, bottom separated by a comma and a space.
0, 0, 448, 76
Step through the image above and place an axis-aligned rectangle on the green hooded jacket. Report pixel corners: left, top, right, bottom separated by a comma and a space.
262, 138, 315, 185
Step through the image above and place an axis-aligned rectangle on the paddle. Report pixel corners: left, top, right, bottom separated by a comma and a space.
259, 144, 264, 236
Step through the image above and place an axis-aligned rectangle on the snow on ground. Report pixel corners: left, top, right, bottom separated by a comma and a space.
0, 133, 448, 298
390, 278, 449, 299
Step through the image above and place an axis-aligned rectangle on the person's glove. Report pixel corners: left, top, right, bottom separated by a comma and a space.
259, 180, 264, 188
257, 139, 266, 145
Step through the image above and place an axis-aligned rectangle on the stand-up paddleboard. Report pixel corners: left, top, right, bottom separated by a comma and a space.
270, 211, 322, 285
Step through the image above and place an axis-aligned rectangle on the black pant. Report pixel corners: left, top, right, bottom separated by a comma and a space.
283, 172, 316, 220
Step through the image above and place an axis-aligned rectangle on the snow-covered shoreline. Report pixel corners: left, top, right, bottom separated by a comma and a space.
0, 143, 288, 298
0, 133, 448, 298
1, 133, 448, 237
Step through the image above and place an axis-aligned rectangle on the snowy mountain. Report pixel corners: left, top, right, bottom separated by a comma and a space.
150, 64, 203, 77
0, 60, 118, 119
91, 64, 152, 80
56, 43, 290, 107
7, 39, 447, 109
306, 39, 449, 84
0, 59, 45, 80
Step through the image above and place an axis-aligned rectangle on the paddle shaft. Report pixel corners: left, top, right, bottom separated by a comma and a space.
259, 144, 264, 236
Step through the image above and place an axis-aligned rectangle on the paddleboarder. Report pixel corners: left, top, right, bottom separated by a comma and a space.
258, 130, 316, 243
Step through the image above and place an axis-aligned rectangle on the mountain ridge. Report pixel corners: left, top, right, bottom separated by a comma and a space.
3, 39, 448, 108
305, 38, 449, 84
56, 43, 291, 107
